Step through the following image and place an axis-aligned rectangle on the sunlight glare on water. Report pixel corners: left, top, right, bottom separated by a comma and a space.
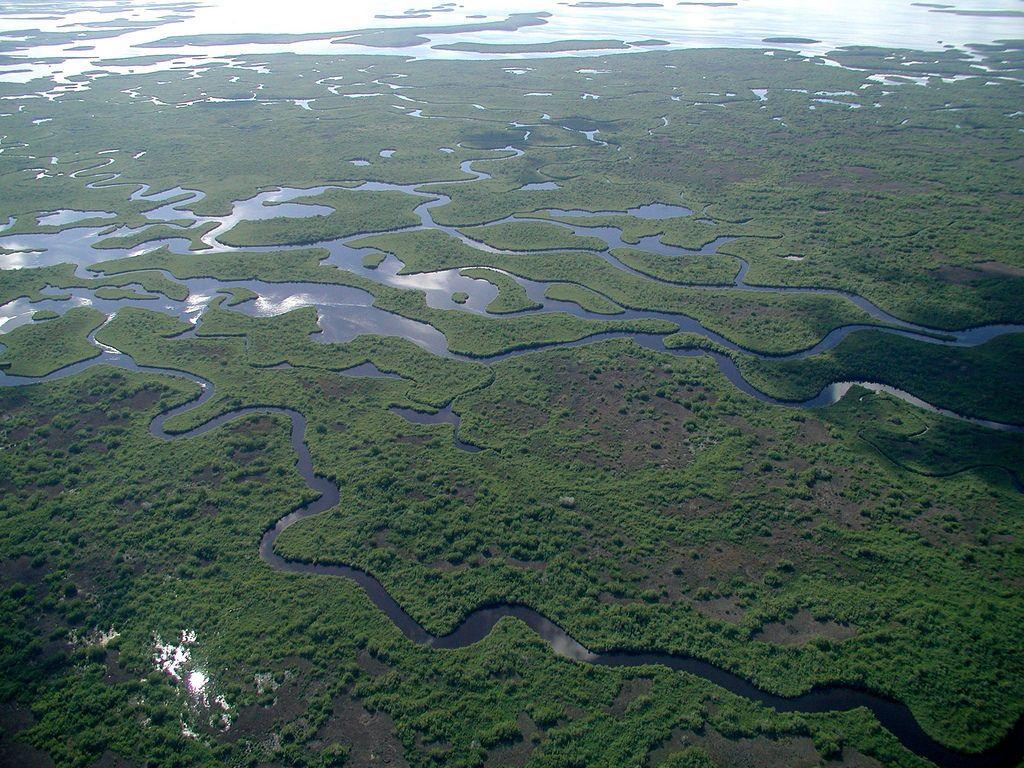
1, 0, 1022, 83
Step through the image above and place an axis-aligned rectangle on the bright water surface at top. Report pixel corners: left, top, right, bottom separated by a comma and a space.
1, 0, 1022, 83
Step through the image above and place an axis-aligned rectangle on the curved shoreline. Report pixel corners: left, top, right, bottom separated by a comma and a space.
162, 369, 1024, 768
2, 322, 1021, 433
8, 148, 1021, 413
4, 148, 1024, 766
20, 147, 1024, 344
0, 44, 1021, 767
1, 332, 1022, 765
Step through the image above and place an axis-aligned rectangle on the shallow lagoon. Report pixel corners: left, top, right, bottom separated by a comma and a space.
2, 0, 1023, 85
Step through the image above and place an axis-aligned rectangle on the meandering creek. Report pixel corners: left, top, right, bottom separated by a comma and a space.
2, 146, 1022, 415
2, 145, 1024, 767
2, 338, 1021, 767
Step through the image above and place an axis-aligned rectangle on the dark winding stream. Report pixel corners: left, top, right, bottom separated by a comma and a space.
5, 147, 1022, 436
171, 370, 1024, 768
2, 147, 1024, 767
0, 325, 1022, 766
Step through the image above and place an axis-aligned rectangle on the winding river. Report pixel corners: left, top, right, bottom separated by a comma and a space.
2, 146, 1024, 767
3, 146, 1022, 435
0, 322, 1023, 766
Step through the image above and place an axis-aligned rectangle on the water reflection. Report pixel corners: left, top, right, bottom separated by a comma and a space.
2, 0, 1021, 85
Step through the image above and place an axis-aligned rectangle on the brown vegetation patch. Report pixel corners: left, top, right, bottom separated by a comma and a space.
0, 702, 53, 768
693, 596, 746, 624
103, 650, 135, 685
0, 555, 47, 587
225, 683, 307, 742
230, 447, 262, 465
754, 609, 857, 646
687, 540, 771, 587
650, 728, 869, 768
191, 466, 222, 489
932, 264, 986, 285
606, 677, 653, 716
795, 417, 832, 445
902, 501, 996, 547
394, 433, 430, 446
235, 415, 276, 434
697, 731, 822, 767
222, 661, 318, 744
505, 556, 546, 571
426, 558, 470, 573
974, 260, 1024, 278
484, 712, 538, 767
90, 751, 136, 768
313, 375, 361, 400
6, 424, 33, 442
356, 649, 392, 676
313, 694, 408, 767
472, 396, 548, 435
27, 481, 65, 499
126, 388, 162, 410
546, 357, 703, 470
791, 167, 921, 194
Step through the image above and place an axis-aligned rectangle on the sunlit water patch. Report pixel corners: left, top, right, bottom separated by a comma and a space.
35, 209, 117, 227
153, 629, 231, 732
3, 0, 1022, 86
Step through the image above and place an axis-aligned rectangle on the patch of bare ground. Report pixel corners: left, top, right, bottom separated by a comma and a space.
974, 260, 1024, 278
932, 264, 988, 285
693, 596, 747, 624
484, 712, 538, 767
754, 609, 857, 646
933, 261, 1024, 284
790, 167, 923, 194
471, 396, 548, 435
0, 701, 53, 768
606, 677, 654, 716
545, 357, 706, 470
356, 649, 392, 676
312, 695, 408, 766
91, 750, 136, 768
222, 659, 317, 744
651, 729, 880, 768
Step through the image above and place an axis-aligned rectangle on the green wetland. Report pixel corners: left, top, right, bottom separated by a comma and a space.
0, 8, 1022, 768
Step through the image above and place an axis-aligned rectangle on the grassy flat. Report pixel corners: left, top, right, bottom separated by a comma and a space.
0, 307, 105, 376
